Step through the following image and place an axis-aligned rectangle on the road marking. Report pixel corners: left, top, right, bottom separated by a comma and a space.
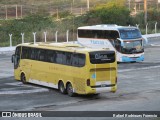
0, 81, 49, 95
118, 65, 160, 73
5, 82, 24, 86
151, 44, 160, 46
0, 58, 12, 61
0, 88, 49, 95
0, 75, 13, 79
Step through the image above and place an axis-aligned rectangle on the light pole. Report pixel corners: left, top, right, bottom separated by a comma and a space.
157, 0, 159, 11
16, 5, 18, 19
135, 3, 137, 14
144, 0, 147, 24
146, 23, 148, 35
87, 0, 89, 11
5, 5, 7, 20
128, 0, 131, 10
155, 22, 157, 33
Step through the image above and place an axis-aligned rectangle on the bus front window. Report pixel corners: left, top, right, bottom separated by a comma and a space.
119, 29, 141, 39
122, 40, 144, 54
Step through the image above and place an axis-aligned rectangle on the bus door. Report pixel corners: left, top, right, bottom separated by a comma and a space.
21, 47, 32, 81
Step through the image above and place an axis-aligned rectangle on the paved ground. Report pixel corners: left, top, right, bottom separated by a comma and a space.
0, 40, 160, 119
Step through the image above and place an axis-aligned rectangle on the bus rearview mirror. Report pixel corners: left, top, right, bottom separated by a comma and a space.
11, 54, 15, 63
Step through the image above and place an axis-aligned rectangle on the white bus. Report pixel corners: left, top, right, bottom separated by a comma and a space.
77, 24, 144, 62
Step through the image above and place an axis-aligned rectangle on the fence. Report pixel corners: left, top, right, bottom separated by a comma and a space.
136, 22, 159, 34
6, 30, 72, 47
3, 24, 160, 48
0, 4, 88, 20
1, 0, 159, 20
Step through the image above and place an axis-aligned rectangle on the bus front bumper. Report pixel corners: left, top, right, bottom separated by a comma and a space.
122, 55, 144, 62
86, 84, 117, 94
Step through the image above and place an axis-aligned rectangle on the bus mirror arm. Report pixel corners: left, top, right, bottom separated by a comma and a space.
11, 54, 15, 63
117, 38, 124, 47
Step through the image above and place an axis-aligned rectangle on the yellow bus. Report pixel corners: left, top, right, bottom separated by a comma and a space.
12, 42, 117, 96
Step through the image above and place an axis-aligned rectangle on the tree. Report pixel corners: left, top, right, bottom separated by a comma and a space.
85, 0, 133, 25
94, 0, 126, 10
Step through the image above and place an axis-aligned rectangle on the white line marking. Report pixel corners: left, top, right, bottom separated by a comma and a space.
151, 44, 160, 46
5, 82, 25, 86
0, 88, 49, 95
118, 65, 160, 73
0, 58, 12, 61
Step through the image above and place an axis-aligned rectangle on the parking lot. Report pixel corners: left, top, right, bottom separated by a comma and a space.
0, 41, 160, 118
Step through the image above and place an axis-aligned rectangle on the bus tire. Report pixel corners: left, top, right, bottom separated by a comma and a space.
59, 81, 67, 94
21, 73, 27, 84
67, 83, 75, 97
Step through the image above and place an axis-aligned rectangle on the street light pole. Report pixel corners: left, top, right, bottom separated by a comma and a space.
87, 0, 89, 11
129, 0, 131, 11
144, 0, 147, 24
157, 0, 159, 11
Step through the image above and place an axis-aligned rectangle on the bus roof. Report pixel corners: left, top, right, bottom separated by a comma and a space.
17, 42, 110, 53
78, 24, 138, 31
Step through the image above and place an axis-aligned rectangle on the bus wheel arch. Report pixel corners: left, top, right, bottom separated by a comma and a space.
66, 82, 75, 97
58, 80, 67, 94
20, 72, 27, 84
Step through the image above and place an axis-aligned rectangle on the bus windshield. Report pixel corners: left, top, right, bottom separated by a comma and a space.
89, 51, 115, 64
122, 40, 144, 54
119, 29, 141, 39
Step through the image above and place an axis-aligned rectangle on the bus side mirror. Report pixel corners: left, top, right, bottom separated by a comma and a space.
120, 41, 124, 46
11, 54, 15, 63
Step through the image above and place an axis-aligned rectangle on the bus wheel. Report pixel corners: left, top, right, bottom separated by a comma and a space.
59, 81, 67, 94
21, 73, 27, 84
67, 83, 75, 97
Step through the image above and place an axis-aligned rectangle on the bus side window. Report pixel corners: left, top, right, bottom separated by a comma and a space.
72, 53, 85, 67
51, 51, 56, 63
21, 47, 26, 59
38, 49, 45, 61
30, 49, 35, 60
78, 54, 85, 67
46, 50, 54, 63
56, 51, 63, 64
61, 52, 66, 65
72, 54, 78, 67
65, 52, 72, 65
35, 49, 40, 60
22, 47, 30, 59
31, 48, 40, 60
